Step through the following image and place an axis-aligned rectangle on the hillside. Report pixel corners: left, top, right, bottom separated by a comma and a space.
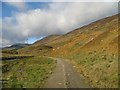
18, 14, 119, 88
1, 43, 30, 56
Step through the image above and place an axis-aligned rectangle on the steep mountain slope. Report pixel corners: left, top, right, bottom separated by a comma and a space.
19, 14, 119, 88
47, 14, 118, 50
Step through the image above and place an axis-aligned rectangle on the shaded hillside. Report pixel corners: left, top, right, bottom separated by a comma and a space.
19, 14, 119, 88
2, 43, 30, 50
2, 43, 30, 56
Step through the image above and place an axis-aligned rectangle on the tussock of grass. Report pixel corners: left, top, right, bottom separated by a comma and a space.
2, 56, 56, 88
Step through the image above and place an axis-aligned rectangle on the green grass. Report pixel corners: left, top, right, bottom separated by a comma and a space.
64, 50, 118, 88
2, 56, 56, 88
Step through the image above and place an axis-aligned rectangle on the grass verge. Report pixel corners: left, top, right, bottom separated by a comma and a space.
2, 56, 56, 88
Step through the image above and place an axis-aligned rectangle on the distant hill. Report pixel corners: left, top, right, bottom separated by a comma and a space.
2, 43, 30, 51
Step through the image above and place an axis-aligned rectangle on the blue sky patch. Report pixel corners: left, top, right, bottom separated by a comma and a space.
25, 36, 45, 44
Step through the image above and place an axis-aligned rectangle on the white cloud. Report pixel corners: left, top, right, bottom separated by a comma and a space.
2, 2, 118, 47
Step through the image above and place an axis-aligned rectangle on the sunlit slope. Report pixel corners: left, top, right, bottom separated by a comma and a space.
49, 14, 118, 56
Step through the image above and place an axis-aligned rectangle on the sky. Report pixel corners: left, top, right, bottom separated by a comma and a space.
1, 0, 118, 47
